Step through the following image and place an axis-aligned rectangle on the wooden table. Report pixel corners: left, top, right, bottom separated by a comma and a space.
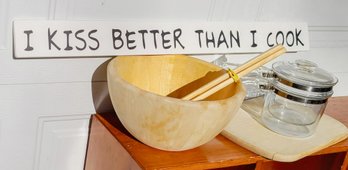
84, 96, 348, 170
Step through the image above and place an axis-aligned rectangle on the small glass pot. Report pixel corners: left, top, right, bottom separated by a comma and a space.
261, 60, 338, 137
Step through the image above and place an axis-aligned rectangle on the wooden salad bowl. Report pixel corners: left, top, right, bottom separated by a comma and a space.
107, 54, 246, 151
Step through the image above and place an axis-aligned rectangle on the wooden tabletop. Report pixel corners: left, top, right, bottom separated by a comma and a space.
94, 96, 348, 169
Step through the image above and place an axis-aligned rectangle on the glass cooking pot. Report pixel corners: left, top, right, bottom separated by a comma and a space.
242, 59, 338, 137
211, 56, 338, 137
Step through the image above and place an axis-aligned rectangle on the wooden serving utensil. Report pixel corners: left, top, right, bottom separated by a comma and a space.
167, 44, 286, 101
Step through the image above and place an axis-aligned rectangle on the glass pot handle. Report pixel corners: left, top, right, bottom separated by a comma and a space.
243, 69, 275, 100
210, 55, 275, 100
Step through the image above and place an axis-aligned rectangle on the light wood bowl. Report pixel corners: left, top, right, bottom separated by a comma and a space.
107, 54, 246, 151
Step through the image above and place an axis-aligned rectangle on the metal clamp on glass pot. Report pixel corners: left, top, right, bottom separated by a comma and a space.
241, 59, 338, 138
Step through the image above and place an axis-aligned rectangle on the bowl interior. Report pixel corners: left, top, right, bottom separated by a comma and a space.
113, 54, 239, 101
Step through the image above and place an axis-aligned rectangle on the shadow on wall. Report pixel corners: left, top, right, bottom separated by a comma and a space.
91, 58, 116, 115
90, 57, 131, 135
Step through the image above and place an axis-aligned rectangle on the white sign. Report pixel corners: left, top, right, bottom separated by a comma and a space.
13, 20, 309, 58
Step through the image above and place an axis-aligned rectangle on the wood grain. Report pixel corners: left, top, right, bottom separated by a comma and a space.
107, 55, 246, 151
84, 116, 141, 170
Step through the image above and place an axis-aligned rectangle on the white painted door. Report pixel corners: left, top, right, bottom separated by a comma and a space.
0, 0, 347, 169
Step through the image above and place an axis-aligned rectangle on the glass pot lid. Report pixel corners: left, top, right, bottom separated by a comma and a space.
272, 59, 338, 94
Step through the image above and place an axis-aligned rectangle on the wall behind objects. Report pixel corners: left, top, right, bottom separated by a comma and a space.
0, 0, 347, 169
